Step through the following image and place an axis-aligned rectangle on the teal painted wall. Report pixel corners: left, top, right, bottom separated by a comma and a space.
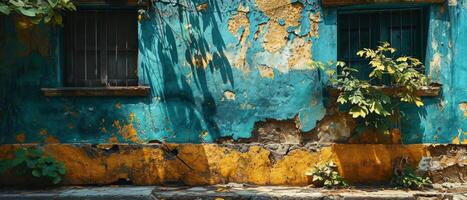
0, 0, 465, 144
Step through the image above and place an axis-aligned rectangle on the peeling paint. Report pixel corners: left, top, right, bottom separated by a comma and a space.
258, 65, 274, 79
287, 37, 313, 70
459, 103, 467, 118
223, 90, 236, 101
257, 0, 304, 52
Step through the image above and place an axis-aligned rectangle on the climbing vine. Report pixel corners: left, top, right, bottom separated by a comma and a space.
0, 0, 76, 25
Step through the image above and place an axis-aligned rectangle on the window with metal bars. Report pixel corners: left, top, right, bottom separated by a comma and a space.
64, 10, 138, 87
337, 8, 429, 84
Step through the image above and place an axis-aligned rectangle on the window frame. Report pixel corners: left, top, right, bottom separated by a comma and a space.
41, 1, 150, 97
63, 9, 139, 87
336, 7, 429, 84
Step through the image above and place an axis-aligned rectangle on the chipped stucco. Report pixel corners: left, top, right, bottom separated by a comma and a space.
0, 0, 465, 144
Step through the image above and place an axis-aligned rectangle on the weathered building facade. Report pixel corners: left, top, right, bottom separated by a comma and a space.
0, 0, 466, 186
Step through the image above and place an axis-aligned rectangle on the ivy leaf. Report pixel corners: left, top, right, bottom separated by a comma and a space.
32, 169, 41, 177
349, 107, 366, 118
48, 0, 58, 7
0, 3, 10, 15
17, 7, 37, 17
415, 99, 424, 107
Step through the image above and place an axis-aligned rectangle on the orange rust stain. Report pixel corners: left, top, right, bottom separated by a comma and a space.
15, 133, 26, 143
108, 136, 119, 143
113, 114, 139, 143
120, 124, 139, 142
44, 135, 60, 144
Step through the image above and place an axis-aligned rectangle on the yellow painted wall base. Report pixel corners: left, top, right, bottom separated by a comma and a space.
0, 144, 464, 186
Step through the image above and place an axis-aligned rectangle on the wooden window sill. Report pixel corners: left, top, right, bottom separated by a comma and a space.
327, 85, 441, 97
322, 0, 444, 7
41, 86, 150, 97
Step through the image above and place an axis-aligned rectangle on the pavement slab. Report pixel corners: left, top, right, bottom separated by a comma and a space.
0, 184, 465, 200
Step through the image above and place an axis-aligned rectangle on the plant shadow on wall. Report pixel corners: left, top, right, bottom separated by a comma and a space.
139, 0, 234, 143
313, 42, 430, 141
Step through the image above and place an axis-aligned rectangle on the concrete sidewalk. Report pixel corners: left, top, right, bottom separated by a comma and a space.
0, 183, 466, 200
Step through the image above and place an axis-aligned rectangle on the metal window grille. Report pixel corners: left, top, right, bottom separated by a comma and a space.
64, 10, 138, 87
337, 8, 428, 84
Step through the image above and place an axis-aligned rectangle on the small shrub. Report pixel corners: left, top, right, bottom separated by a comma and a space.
305, 161, 348, 188
0, 147, 66, 184
311, 42, 430, 135
391, 165, 432, 190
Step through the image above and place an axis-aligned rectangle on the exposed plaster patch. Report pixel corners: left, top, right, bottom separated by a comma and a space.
287, 37, 313, 70
431, 39, 439, 51
196, 3, 209, 11
256, 0, 304, 52
191, 53, 213, 69
312, 112, 355, 143
228, 6, 250, 44
254, 23, 267, 40
448, 0, 457, 6
258, 65, 275, 79
250, 119, 302, 144
235, 42, 251, 73
263, 23, 289, 52
452, 129, 467, 145
309, 12, 320, 37
223, 90, 236, 101
429, 53, 442, 80
227, 5, 251, 73
459, 102, 467, 118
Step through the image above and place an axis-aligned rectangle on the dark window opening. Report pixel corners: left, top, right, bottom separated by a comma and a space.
337, 8, 429, 84
64, 10, 138, 87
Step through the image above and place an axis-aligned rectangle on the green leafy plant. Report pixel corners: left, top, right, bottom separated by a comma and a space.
391, 165, 432, 190
305, 161, 348, 188
0, 0, 76, 25
313, 42, 429, 135
0, 147, 66, 184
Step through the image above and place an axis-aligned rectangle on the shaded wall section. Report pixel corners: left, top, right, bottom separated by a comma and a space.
0, 0, 465, 144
